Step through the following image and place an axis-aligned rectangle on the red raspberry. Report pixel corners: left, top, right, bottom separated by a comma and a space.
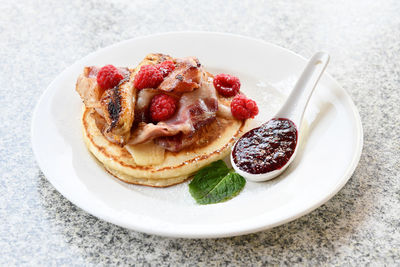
97, 65, 124, 90
134, 65, 164, 90
230, 94, 259, 120
213, 74, 241, 97
150, 94, 177, 122
155, 60, 175, 77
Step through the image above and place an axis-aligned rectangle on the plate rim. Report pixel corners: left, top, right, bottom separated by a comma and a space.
31, 31, 363, 238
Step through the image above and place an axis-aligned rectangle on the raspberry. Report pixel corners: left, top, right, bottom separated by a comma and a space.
97, 65, 124, 90
134, 65, 164, 90
230, 94, 259, 120
150, 94, 177, 122
155, 60, 175, 77
213, 74, 241, 97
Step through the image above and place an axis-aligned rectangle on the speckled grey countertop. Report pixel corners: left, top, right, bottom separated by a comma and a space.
1, 0, 399, 265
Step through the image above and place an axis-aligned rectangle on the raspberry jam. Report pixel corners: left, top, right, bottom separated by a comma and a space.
232, 118, 298, 174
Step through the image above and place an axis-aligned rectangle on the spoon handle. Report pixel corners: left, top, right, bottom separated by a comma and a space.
275, 52, 330, 127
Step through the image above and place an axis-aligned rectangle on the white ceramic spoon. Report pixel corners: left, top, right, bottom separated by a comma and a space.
231, 52, 330, 182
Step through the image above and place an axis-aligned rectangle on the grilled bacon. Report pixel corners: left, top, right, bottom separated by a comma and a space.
157, 57, 202, 93
128, 71, 218, 151
76, 54, 227, 151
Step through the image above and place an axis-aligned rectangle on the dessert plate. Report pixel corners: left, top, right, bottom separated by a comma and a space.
31, 32, 363, 238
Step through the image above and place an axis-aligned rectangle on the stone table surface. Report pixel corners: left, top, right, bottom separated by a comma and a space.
1, 0, 399, 265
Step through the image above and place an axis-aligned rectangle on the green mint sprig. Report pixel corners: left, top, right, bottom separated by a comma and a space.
189, 160, 246, 205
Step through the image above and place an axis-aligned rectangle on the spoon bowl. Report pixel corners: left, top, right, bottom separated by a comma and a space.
231, 52, 330, 182
231, 151, 296, 182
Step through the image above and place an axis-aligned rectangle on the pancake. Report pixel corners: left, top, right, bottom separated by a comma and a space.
82, 107, 248, 187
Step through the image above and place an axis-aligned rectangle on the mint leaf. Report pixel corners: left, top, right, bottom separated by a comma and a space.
195, 171, 246, 205
189, 160, 230, 200
189, 160, 246, 205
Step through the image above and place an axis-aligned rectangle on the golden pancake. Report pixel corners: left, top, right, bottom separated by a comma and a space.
82, 107, 248, 187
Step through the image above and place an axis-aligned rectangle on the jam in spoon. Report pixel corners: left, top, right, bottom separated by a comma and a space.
231, 52, 330, 182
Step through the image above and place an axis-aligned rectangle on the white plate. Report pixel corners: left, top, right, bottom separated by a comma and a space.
31, 32, 363, 238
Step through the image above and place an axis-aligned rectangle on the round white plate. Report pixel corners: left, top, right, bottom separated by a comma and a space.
32, 32, 363, 238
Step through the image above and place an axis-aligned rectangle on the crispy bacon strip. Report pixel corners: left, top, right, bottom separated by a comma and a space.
75, 67, 103, 108
157, 57, 202, 93
76, 54, 225, 151
128, 73, 218, 151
